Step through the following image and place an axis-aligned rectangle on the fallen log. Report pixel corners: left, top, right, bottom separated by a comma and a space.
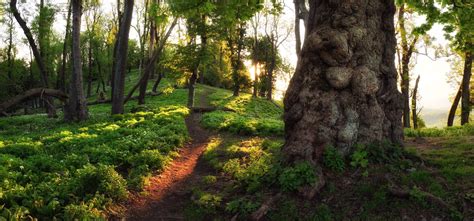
0, 88, 68, 114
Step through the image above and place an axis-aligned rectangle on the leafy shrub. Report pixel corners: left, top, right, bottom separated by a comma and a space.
278, 162, 316, 192
69, 164, 127, 201
225, 198, 259, 215
323, 146, 345, 172
202, 175, 217, 185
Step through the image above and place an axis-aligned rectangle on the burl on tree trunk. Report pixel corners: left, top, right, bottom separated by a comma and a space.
283, 0, 403, 165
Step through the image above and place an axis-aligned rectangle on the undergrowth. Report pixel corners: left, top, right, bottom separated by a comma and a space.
0, 87, 189, 220
201, 88, 284, 136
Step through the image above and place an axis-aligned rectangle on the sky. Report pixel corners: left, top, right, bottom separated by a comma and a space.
1, 0, 458, 116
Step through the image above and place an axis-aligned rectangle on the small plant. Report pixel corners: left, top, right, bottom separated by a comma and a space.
323, 146, 345, 172
350, 144, 369, 176
225, 198, 259, 215
194, 192, 222, 214
278, 161, 316, 191
202, 175, 217, 185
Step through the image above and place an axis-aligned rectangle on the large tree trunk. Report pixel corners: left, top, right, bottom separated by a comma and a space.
461, 51, 473, 125
111, 0, 134, 115
64, 0, 88, 122
10, 0, 57, 118
447, 85, 462, 127
283, 0, 403, 170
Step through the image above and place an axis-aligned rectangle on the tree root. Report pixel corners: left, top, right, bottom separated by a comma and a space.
386, 177, 455, 212
250, 170, 326, 221
250, 193, 282, 221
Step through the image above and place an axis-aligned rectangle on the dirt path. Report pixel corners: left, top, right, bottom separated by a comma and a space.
124, 86, 215, 220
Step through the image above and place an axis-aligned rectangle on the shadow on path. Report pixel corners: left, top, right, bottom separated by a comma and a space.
124, 86, 216, 221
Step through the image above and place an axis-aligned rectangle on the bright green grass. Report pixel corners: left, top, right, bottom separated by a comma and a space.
201, 87, 284, 136
0, 82, 189, 220
408, 136, 474, 189
404, 124, 474, 137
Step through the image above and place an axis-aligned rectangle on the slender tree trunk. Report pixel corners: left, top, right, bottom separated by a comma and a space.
199, 17, 208, 85
7, 15, 14, 81
87, 42, 93, 98
137, 7, 156, 105
188, 68, 198, 108
398, 4, 417, 128
294, 0, 302, 56
447, 85, 462, 127
266, 59, 275, 101
10, 0, 57, 118
412, 75, 420, 129
152, 72, 162, 93
187, 34, 200, 108
64, 0, 88, 122
283, 0, 402, 183
232, 24, 245, 97
253, 62, 258, 97
461, 51, 473, 125
135, 17, 177, 104
57, 2, 72, 92
111, 0, 134, 114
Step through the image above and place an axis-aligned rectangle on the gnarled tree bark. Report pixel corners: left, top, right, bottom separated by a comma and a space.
284, 0, 403, 170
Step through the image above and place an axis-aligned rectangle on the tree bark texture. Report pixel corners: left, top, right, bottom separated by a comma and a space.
461, 51, 473, 125
111, 0, 134, 114
283, 0, 403, 164
64, 0, 88, 122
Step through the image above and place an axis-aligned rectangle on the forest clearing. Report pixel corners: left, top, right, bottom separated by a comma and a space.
0, 0, 473, 220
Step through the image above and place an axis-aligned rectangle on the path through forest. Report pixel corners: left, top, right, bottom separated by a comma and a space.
125, 87, 216, 220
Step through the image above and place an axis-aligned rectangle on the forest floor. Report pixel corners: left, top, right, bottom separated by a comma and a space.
125, 87, 217, 220
121, 85, 474, 220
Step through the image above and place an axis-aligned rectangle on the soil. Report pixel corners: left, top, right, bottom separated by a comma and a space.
123, 87, 216, 221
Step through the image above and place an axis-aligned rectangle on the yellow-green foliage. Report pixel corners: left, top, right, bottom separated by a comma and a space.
201, 89, 284, 136
0, 88, 190, 220
404, 124, 474, 137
